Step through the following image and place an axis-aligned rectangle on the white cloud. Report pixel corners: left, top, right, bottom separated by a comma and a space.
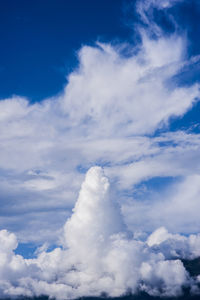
136, 0, 184, 36
0, 4, 200, 299
0, 168, 200, 299
61, 36, 197, 137
0, 29, 200, 242
122, 170, 200, 235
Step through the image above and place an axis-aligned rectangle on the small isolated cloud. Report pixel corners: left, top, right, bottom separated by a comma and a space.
0, 168, 200, 299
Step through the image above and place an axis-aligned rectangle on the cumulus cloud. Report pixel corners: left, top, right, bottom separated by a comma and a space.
61, 35, 197, 137
1, 27, 200, 242
0, 168, 200, 299
0, 6, 200, 300
1, 1, 200, 298
147, 227, 200, 259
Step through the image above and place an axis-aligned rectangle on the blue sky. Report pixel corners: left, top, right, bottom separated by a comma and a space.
0, 0, 132, 101
1, 0, 200, 298
1, 0, 199, 100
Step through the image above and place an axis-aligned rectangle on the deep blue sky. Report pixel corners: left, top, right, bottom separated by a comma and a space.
0, 0, 200, 102
0, 0, 136, 102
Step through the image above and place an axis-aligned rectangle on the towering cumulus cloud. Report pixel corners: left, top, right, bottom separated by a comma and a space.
0, 167, 200, 299
64, 167, 125, 256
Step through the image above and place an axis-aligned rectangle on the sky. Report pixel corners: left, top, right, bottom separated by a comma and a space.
0, 0, 132, 101
1, 0, 200, 298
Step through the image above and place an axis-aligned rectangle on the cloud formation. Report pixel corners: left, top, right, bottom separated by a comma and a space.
136, 0, 184, 36
0, 167, 200, 299
1, 0, 200, 298
1, 27, 200, 242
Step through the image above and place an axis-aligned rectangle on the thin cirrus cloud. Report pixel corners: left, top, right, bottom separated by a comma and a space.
0, 0, 200, 298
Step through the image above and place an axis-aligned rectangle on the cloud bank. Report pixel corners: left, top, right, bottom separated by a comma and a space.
0, 167, 200, 299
